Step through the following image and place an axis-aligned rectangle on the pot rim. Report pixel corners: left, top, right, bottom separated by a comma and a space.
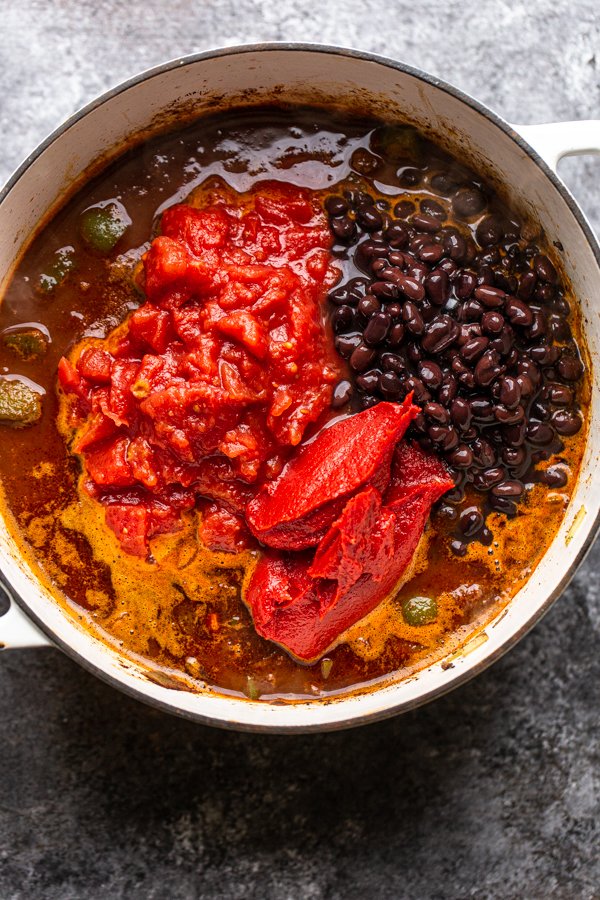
1, 41, 599, 732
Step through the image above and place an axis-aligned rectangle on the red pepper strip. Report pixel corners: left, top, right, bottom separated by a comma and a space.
245, 397, 418, 550
243, 442, 453, 663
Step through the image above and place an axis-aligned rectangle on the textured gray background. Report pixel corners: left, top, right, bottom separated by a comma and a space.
0, 2, 599, 898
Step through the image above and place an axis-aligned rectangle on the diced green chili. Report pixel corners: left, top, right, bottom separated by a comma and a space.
401, 595, 438, 627
371, 125, 424, 163
320, 657, 333, 680
245, 675, 261, 701
80, 202, 130, 255
38, 246, 77, 293
0, 379, 42, 427
2, 328, 48, 361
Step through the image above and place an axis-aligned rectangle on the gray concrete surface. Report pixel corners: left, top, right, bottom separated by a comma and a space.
0, 1, 599, 897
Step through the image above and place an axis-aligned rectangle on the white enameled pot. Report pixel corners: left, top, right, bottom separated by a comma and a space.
1, 44, 599, 732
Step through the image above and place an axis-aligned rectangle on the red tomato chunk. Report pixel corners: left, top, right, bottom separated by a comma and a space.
59, 181, 343, 556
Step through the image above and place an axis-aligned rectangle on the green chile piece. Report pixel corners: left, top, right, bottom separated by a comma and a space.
401, 595, 438, 627
371, 124, 424, 163
0, 379, 42, 427
38, 246, 77, 293
80, 202, 130, 255
2, 328, 48, 360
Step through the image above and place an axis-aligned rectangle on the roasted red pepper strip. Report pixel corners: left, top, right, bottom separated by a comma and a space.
243, 441, 453, 663
245, 398, 418, 550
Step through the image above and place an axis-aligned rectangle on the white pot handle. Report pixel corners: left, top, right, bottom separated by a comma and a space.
0, 576, 51, 649
513, 120, 600, 172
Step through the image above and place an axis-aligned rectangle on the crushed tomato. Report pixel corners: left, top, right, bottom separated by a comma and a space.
59, 180, 343, 556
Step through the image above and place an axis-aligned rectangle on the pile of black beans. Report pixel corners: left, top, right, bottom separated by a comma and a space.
325, 182, 584, 554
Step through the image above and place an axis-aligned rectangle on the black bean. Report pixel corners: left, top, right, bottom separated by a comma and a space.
359, 394, 380, 410
356, 370, 380, 392
394, 200, 415, 218
451, 540, 468, 556
424, 401, 450, 424
547, 383, 573, 406
350, 148, 382, 176
379, 265, 403, 284
469, 397, 494, 422
364, 311, 391, 346
535, 283, 556, 303
495, 403, 525, 425
399, 167, 422, 187
517, 358, 541, 387
450, 397, 472, 430
358, 294, 381, 318
424, 270, 450, 306
412, 213, 442, 234
505, 296, 534, 326
502, 446, 526, 468
517, 270, 537, 300
460, 506, 484, 536
460, 299, 484, 322
418, 242, 444, 264
476, 215, 504, 247
380, 352, 406, 374
438, 374, 458, 405
402, 301, 425, 335
350, 343, 378, 372
529, 344, 560, 366
420, 198, 446, 219
452, 187, 486, 219
429, 424, 450, 444
332, 379, 353, 408
443, 231, 467, 261
533, 253, 558, 284
474, 284, 506, 308
489, 496, 518, 515
481, 310, 505, 334
447, 444, 473, 468
331, 216, 357, 242
404, 375, 431, 404
325, 196, 348, 217
379, 371, 404, 399
526, 421, 555, 445
472, 440, 498, 469
557, 353, 584, 382
422, 315, 459, 353
502, 421, 527, 447
548, 314, 571, 342
528, 310, 547, 339
334, 333, 361, 358
540, 465, 568, 488
474, 349, 503, 387
455, 270, 477, 299
397, 274, 426, 301
531, 399, 552, 421
551, 409, 582, 436
356, 205, 384, 232
384, 222, 409, 248
486, 467, 508, 487
418, 360, 443, 391
461, 336, 489, 362
499, 375, 521, 409
332, 305, 355, 333
441, 427, 460, 451
329, 285, 359, 306
387, 322, 406, 347
371, 280, 401, 300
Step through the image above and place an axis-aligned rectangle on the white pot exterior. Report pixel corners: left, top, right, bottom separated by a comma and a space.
0, 45, 599, 732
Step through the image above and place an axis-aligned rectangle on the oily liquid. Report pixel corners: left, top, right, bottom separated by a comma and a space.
0, 108, 587, 700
